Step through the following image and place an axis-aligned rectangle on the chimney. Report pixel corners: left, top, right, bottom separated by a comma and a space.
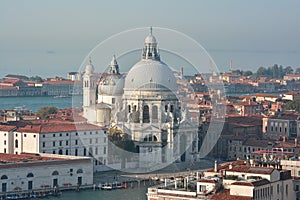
295, 138, 298, 147
214, 160, 218, 172
250, 159, 254, 167
283, 136, 287, 142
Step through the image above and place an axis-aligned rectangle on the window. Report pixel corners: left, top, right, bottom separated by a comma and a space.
298, 171, 300, 176
165, 105, 168, 112
33, 135, 36, 138
42, 142, 45, 147
1, 175, 8, 180
43, 135, 45, 138
170, 105, 174, 113
89, 148, 93, 156
65, 150, 68, 155
95, 138, 98, 143
4, 148, 6, 153
59, 141, 62, 146
76, 132, 78, 136
104, 137, 106, 143
58, 149, 63, 155
75, 149, 78, 156
66, 141, 68, 145
90, 131, 92, 135
152, 106, 158, 121
52, 171, 59, 176
90, 138, 92, 144
103, 147, 106, 154
83, 148, 87, 156
84, 132, 86, 135
24, 134, 27, 137
112, 98, 115, 104
75, 140, 78, 145
27, 173, 34, 178
76, 169, 83, 174
53, 141, 55, 147
286, 185, 288, 196
59, 133, 62, 137
128, 105, 131, 113
66, 133, 69, 136
296, 185, 299, 191
53, 134, 55, 137
143, 105, 150, 123
4, 140, 6, 145
15, 139, 18, 148
95, 147, 98, 155
96, 131, 98, 134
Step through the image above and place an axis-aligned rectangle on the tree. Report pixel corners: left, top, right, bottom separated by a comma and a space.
284, 66, 294, 75
36, 106, 57, 119
284, 99, 300, 112
242, 70, 253, 76
29, 76, 43, 82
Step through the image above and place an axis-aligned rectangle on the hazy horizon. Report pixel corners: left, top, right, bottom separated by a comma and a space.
1, 0, 299, 78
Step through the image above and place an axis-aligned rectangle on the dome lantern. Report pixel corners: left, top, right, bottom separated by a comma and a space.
142, 27, 160, 61
109, 55, 120, 75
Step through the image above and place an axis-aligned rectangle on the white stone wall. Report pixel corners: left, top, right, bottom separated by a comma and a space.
0, 131, 10, 153
0, 156, 93, 194
4, 128, 108, 172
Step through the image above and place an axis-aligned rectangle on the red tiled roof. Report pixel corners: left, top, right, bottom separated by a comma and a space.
0, 125, 17, 132
0, 153, 63, 163
242, 137, 269, 148
211, 189, 251, 200
198, 179, 216, 183
231, 179, 270, 187
17, 123, 106, 133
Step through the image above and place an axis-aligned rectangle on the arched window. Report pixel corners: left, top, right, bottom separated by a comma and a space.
15, 139, 18, 148
1, 175, 8, 180
128, 105, 131, 113
76, 169, 83, 174
27, 173, 34, 178
52, 171, 59, 176
153, 135, 158, 142
143, 105, 150, 123
58, 149, 63, 155
170, 105, 174, 113
152, 106, 158, 122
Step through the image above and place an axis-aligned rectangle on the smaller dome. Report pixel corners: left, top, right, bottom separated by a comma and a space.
98, 75, 125, 95
145, 34, 157, 44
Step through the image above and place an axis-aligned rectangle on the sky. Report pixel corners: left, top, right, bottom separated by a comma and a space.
0, 0, 299, 78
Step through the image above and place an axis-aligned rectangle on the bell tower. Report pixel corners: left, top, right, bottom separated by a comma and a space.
83, 57, 97, 107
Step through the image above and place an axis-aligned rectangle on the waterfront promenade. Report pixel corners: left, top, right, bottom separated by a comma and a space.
94, 159, 214, 184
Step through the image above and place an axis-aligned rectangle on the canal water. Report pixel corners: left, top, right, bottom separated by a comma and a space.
0, 96, 82, 112
47, 186, 148, 200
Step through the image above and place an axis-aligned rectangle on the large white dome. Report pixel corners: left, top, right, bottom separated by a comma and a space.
124, 59, 177, 92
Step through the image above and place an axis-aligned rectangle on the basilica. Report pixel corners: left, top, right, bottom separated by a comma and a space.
82, 29, 198, 168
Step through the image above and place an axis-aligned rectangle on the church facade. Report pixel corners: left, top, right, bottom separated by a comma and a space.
83, 29, 198, 170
